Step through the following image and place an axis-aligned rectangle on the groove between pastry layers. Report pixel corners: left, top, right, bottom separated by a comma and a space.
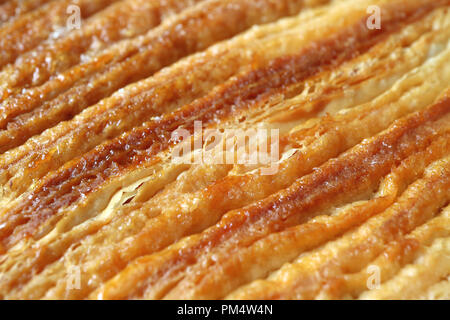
0, 0, 449, 300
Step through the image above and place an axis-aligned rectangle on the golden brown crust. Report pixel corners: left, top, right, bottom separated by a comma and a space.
0, 0, 449, 300
0, 0, 316, 155
0, 0, 121, 71
0, 0, 53, 24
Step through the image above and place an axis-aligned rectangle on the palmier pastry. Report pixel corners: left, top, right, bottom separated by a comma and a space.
0, 0, 449, 300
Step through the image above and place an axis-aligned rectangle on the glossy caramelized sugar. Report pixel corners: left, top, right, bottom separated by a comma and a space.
0, 0, 449, 300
